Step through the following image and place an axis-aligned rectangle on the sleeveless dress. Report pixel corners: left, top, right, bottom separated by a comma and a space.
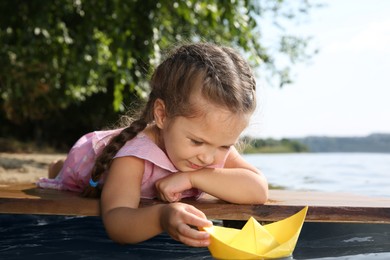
37, 129, 226, 199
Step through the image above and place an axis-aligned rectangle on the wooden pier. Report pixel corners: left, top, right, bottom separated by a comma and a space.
1, 183, 389, 224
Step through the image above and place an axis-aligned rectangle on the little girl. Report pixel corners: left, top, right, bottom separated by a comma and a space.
37, 42, 268, 247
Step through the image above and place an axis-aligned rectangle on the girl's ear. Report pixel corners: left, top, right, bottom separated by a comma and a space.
154, 98, 167, 129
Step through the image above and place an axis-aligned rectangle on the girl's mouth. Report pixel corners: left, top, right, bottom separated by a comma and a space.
188, 162, 203, 170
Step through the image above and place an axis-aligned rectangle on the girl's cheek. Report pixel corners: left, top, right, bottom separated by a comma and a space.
215, 151, 228, 163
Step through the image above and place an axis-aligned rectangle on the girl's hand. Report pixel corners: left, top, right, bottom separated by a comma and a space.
160, 202, 212, 247
155, 172, 192, 202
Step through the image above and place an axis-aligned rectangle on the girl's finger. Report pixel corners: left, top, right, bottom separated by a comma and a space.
186, 205, 207, 218
184, 206, 213, 227
177, 223, 210, 247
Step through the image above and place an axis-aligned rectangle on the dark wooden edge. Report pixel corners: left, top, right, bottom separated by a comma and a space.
1, 184, 390, 224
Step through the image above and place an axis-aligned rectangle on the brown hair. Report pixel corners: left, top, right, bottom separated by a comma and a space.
83, 42, 257, 197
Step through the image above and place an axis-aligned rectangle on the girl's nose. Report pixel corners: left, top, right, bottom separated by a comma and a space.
197, 151, 215, 166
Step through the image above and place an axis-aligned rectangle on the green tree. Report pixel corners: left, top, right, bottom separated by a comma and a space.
242, 136, 308, 153
0, 0, 319, 148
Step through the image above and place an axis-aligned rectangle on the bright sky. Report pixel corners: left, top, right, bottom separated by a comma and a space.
245, 0, 390, 139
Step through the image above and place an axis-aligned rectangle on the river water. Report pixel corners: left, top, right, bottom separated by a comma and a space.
1, 153, 389, 259
244, 153, 390, 197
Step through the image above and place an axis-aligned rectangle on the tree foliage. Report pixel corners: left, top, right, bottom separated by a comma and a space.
0, 0, 319, 148
242, 136, 309, 153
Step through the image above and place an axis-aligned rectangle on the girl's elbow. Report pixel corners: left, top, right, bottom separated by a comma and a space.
255, 188, 268, 204
106, 228, 129, 245
107, 230, 143, 245
103, 219, 144, 245
249, 170, 269, 204
252, 179, 269, 204
240, 190, 267, 205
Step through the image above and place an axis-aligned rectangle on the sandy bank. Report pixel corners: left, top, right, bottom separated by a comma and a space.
0, 153, 66, 184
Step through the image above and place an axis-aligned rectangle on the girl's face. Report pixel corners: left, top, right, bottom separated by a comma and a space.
155, 96, 250, 172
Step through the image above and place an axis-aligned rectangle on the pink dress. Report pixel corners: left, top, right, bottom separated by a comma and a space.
37, 129, 226, 199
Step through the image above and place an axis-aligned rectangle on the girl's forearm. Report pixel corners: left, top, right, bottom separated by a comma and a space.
189, 168, 268, 204
102, 204, 165, 244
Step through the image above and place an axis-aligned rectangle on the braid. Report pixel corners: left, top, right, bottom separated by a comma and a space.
82, 118, 148, 198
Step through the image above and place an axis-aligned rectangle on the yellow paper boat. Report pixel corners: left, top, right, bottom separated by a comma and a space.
202, 206, 308, 259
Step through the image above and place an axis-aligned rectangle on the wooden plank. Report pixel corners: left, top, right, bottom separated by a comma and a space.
0, 183, 100, 216
0, 183, 390, 224
192, 191, 390, 224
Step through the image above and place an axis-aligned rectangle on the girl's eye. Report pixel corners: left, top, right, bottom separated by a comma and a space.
221, 145, 231, 150
191, 139, 203, 145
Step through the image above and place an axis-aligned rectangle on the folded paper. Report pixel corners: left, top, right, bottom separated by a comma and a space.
203, 206, 308, 259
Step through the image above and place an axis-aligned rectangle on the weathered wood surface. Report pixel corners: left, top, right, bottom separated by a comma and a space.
1, 183, 390, 223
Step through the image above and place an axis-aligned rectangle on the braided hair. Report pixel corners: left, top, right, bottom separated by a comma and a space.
82, 42, 257, 197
